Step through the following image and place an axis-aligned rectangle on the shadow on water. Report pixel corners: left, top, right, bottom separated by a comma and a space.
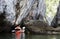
0, 33, 60, 39
0, 33, 15, 39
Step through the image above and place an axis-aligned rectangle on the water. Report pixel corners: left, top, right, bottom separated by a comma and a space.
0, 33, 60, 39
26, 35, 59, 39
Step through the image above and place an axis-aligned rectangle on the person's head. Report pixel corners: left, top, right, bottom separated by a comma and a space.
15, 24, 21, 30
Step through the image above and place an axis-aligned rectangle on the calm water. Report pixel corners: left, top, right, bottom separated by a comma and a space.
0, 33, 60, 39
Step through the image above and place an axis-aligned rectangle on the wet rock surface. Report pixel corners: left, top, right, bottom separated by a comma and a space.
24, 20, 60, 34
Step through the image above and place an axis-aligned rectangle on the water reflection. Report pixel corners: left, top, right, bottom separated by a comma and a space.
0, 33, 60, 39
15, 32, 25, 39
20, 33, 25, 39
15, 32, 21, 39
48, 35, 56, 39
0, 33, 15, 39
25, 35, 60, 39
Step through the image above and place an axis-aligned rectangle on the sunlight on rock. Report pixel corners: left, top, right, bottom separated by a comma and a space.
46, 0, 60, 25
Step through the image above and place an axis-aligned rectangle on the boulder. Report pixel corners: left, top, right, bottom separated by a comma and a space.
24, 20, 48, 34
24, 20, 60, 34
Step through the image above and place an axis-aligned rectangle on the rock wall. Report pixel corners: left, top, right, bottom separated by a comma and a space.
46, 0, 59, 26
0, 0, 16, 32
15, 0, 46, 25
51, 1, 60, 27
